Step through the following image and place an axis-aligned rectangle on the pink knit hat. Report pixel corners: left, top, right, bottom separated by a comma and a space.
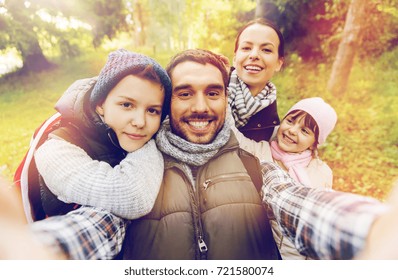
285, 97, 337, 145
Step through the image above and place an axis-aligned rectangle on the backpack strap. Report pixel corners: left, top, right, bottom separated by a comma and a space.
238, 148, 263, 194
16, 113, 96, 222
238, 147, 282, 259
16, 113, 62, 222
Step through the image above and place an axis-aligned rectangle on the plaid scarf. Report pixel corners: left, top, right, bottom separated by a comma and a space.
228, 69, 277, 128
155, 117, 231, 167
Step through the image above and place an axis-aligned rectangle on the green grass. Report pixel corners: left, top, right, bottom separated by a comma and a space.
1, 48, 397, 201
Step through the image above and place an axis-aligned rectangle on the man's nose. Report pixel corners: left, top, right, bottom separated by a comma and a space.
191, 93, 209, 113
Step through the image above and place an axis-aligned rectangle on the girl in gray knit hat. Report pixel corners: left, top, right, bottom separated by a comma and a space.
31, 49, 171, 221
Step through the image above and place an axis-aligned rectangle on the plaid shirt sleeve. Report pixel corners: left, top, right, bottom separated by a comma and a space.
29, 206, 127, 260
261, 161, 389, 260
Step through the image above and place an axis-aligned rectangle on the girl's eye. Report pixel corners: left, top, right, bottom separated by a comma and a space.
121, 102, 133, 108
262, 48, 272, 53
241, 46, 251, 51
147, 108, 161, 115
301, 128, 312, 135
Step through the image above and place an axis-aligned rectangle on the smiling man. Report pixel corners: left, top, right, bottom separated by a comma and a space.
169, 60, 227, 144
120, 49, 280, 260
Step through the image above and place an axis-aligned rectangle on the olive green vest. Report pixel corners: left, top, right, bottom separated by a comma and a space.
121, 135, 280, 260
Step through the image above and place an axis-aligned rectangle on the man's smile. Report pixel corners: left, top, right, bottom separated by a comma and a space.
188, 120, 211, 130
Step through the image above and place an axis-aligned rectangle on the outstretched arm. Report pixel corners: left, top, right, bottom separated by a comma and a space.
30, 206, 126, 260
1, 206, 125, 260
261, 161, 388, 260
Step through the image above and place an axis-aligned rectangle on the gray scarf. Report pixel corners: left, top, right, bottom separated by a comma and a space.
228, 69, 277, 128
155, 117, 231, 166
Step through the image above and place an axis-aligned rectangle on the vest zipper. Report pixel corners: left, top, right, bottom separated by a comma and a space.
191, 144, 248, 259
202, 172, 252, 203
197, 235, 208, 258
195, 178, 208, 260
183, 167, 208, 260
203, 172, 251, 189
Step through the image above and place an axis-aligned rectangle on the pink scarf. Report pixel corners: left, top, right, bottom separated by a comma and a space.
270, 140, 312, 186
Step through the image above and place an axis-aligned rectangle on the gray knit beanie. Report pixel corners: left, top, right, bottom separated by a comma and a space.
90, 49, 172, 121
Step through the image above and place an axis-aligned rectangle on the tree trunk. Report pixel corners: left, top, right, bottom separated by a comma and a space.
8, 0, 54, 74
133, 2, 146, 47
18, 39, 54, 74
327, 0, 366, 97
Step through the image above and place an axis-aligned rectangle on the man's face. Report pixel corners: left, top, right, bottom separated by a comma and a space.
169, 61, 227, 144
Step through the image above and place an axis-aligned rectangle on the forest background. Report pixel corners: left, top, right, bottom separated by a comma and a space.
0, 0, 397, 201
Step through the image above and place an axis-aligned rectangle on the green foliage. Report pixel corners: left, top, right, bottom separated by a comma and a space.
256, 0, 398, 63
186, 0, 256, 56
2, 0, 398, 75
83, 0, 128, 46
356, 0, 398, 59
126, 0, 254, 57
0, 0, 129, 73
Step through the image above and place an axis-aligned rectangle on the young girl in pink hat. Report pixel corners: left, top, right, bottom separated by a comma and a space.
233, 97, 338, 259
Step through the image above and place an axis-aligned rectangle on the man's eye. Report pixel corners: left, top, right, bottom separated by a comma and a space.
208, 91, 220, 97
177, 92, 191, 98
